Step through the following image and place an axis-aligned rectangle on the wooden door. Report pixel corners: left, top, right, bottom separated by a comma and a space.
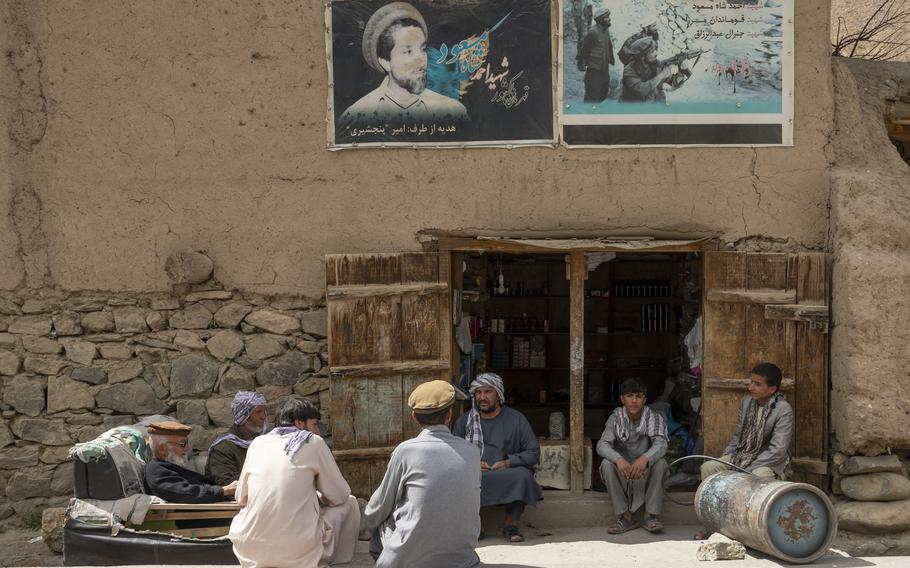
703, 252, 829, 488
326, 252, 451, 498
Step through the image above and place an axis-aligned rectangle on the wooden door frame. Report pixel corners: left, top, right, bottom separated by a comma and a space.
431, 236, 714, 493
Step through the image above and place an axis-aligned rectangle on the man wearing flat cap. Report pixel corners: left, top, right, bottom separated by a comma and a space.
576, 6, 615, 103
205, 391, 268, 485
338, 1, 469, 134
363, 380, 481, 568
144, 421, 237, 503
620, 36, 691, 103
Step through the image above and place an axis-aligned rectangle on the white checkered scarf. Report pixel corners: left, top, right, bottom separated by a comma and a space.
612, 405, 667, 444
465, 373, 505, 450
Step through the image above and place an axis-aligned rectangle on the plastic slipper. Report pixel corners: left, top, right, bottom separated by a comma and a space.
642, 516, 664, 533
606, 516, 640, 535
502, 525, 525, 543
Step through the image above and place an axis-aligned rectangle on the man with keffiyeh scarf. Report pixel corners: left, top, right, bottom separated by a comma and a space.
205, 391, 269, 485
229, 398, 359, 568
453, 372, 542, 543
597, 378, 668, 534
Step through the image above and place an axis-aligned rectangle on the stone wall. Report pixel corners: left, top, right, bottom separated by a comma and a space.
0, 288, 329, 521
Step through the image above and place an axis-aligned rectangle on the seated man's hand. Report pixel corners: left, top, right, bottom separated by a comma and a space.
490, 459, 511, 471
616, 458, 633, 479
628, 456, 650, 480
222, 480, 238, 498
481, 461, 492, 470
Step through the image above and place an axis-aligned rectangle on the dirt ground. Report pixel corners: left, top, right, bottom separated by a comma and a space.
0, 527, 63, 568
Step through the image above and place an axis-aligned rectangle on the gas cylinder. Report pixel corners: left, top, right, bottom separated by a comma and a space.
694, 471, 837, 564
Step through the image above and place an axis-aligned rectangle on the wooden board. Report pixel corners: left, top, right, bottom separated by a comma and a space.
326, 252, 451, 499
703, 252, 829, 490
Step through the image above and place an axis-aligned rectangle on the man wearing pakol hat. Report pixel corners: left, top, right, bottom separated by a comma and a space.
205, 391, 268, 485
620, 35, 691, 103
229, 398, 359, 568
618, 19, 659, 65
453, 372, 541, 543
363, 380, 481, 568
576, 6, 615, 103
144, 421, 237, 503
337, 1, 469, 134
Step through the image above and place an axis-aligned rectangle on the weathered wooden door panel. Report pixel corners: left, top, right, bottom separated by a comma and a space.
703, 252, 829, 489
326, 252, 451, 498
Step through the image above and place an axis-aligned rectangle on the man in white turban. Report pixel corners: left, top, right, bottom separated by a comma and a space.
453, 372, 541, 543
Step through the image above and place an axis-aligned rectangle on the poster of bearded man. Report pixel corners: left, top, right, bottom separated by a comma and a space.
327, 0, 555, 148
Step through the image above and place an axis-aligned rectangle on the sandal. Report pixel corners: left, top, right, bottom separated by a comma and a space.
607, 515, 640, 535
642, 516, 664, 533
502, 525, 525, 543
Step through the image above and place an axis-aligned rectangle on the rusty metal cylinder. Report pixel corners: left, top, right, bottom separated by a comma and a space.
694, 471, 837, 564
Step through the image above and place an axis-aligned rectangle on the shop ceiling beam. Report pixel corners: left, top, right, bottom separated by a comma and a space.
326, 282, 447, 299
329, 359, 450, 378
705, 288, 796, 304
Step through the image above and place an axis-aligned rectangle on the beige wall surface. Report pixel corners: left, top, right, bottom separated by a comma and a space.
1, 1, 833, 297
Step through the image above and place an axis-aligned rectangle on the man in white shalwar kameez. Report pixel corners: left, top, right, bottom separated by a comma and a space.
229, 399, 360, 568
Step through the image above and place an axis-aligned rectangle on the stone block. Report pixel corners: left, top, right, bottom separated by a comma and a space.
63, 297, 107, 312
0, 350, 20, 376
841, 455, 903, 476
293, 376, 327, 397
213, 301, 253, 329
70, 366, 107, 385
12, 418, 73, 446
169, 304, 213, 330
63, 340, 96, 366
244, 335, 285, 360
696, 533, 747, 561
47, 374, 96, 414
99, 343, 134, 360
146, 311, 167, 331
0, 298, 22, 316
174, 330, 206, 350
0, 421, 13, 448
50, 464, 73, 497
256, 351, 309, 386
3, 375, 47, 416
52, 311, 82, 336
42, 507, 67, 553
186, 290, 233, 302
296, 339, 322, 353
842, 472, 910, 502
21, 300, 53, 314
23, 356, 69, 375
5, 468, 53, 500
206, 331, 244, 361
8, 316, 53, 336
81, 311, 115, 332
299, 310, 327, 337
96, 380, 166, 414
150, 297, 181, 311
188, 426, 218, 452
102, 415, 134, 429
113, 308, 150, 333
0, 333, 17, 349
165, 251, 214, 284
217, 364, 255, 393
22, 336, 62, 354
170, 354, 219, 397
245, 310, 301, 335
836, 498, 910, 533
143, 363, 170, 399
64, 412, 103, 426
102, 359, 144, 384
40, 446, 73, 463
205, 396, 233, 427
177, 399, 209, 425
0, 445, 39, 469
836, 528, 910, 557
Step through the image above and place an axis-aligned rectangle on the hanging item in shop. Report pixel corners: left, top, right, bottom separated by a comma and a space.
326, 0, 556, 149
559, 0, 794, 147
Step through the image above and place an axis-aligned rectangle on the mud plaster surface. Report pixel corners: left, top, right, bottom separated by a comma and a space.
829, 58, 910, 455
1, 1, 833, 296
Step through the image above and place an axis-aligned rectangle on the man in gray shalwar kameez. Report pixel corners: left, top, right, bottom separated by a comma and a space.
597, 378, 668, 534
453, 373, 542, 543
363, 380, 481, 568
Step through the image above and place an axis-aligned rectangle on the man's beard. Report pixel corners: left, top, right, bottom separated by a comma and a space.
392, 71, 427, 95
165, 450, 191, 469
477, 399, 500, 413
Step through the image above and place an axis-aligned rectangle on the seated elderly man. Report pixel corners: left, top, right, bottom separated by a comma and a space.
205, 391, 268, 485
144, 421, 236, 503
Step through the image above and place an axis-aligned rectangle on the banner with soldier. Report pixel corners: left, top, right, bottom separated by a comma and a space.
327, 0, 555, 149
559, 0, 794, 147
